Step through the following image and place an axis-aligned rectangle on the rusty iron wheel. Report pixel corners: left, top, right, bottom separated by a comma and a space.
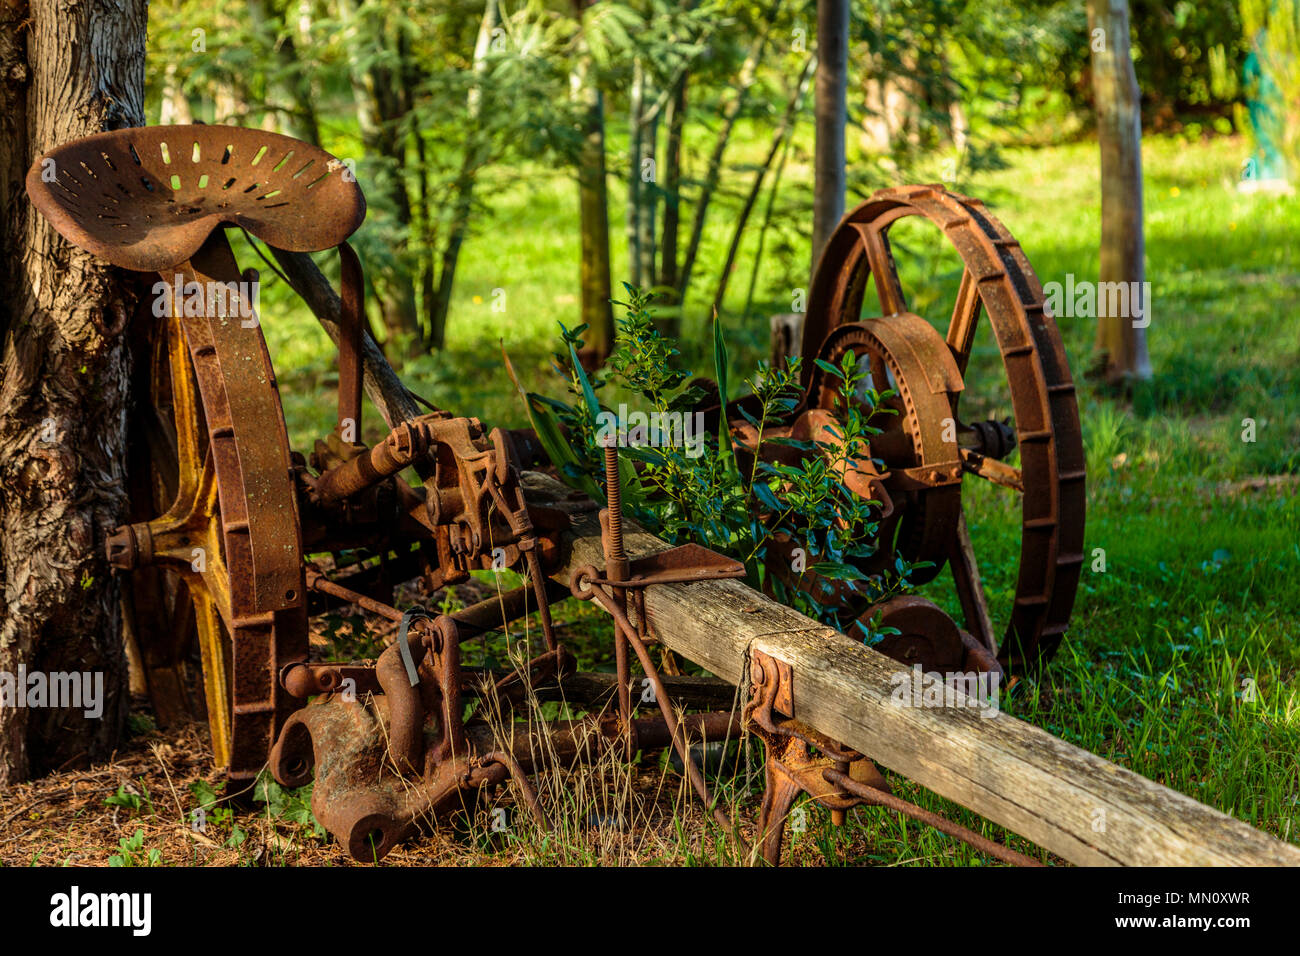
121, 307, 235, 765
117, 296, 307, 785
802, 185, 1086, 674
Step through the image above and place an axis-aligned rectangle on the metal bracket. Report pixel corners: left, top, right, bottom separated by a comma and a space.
744, 647, 1040, 867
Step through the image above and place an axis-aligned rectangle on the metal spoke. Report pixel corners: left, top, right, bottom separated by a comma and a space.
949, 510, 997, 654
851, 222, 908, 316
192, 582, 232, 769
947, 268, 982, 375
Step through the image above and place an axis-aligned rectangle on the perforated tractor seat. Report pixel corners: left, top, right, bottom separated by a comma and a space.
25, 124, 365, 273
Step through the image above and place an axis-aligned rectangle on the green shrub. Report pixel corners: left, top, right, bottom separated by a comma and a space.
508, 285, 924, 638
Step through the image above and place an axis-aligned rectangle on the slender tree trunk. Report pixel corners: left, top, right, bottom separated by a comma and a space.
627, 60, 645, 289
859, 5, 896, 155
292, 0, 323, 117
212, 60, 252, 127
427, 0, 498, 350
415, 130, 438, 350
658, 75, 686, 302
714, 56, 815, 313
0, 0, 144, 783
1087, 0, 1152, 384
159, 59, 194, 126
572, 1, 613, 362
274, 34, 321, 146
635, 75, 658, 291
211, 7, 253, 125
247, 0, 320, 145
337, 0, 420, 353
861, 73, 893, 154
812, 0, 848, 277
678, 7, 778, 304
745, 88, 798, 325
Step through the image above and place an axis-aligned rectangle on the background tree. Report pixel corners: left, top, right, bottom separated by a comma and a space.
623, 0, 712, 292
675, 2, 781, 307
812, 0, 849, 272
0, 0, 145, 782
713, 53, 815, 312
1088, 0, 1152, 384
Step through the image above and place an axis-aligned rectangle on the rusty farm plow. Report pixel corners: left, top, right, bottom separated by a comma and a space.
25, 126, 1297, 867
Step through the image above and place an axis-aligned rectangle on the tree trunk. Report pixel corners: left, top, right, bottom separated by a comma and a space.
426, 0, 498, 351
211, 7, 254, 126
158, 59, 194, 126
713, 56, 814, 315
860, 73, 893, 154
1087, 0, 1152, 384
247, 0, 320, 145
626, 60, 645, 289
657, 75, 686, 304
0, 0, 145, 783
635, 70, 658, 292
271, 34, 321, 146
812, 0, 848, 277
337, 0, 420, 353
745, 97, 797, 326
572, 1, 613, 362
677, 8, 778, 305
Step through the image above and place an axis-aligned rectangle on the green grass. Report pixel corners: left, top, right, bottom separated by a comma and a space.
249, 130, 1299, 862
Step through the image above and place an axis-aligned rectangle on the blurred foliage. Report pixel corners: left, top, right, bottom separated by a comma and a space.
1242, 0, 1300, 178
143, 0, 1270, 358
939, 0, 1249, 141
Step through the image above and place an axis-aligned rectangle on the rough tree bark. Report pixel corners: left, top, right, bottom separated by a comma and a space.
1087, 0, 1152, 384
812, 0, 848, 278
0, 0, 145, 783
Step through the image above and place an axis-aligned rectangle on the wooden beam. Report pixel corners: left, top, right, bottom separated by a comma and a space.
525, 471, 1300, 867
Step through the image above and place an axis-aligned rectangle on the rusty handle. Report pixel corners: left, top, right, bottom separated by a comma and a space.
600, 439, 633, 739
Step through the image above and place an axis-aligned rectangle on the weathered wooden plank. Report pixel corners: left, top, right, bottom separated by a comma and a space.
524, 471, 1300, 867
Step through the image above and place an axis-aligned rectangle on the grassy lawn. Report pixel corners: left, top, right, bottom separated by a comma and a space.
184, 131, 1300, 864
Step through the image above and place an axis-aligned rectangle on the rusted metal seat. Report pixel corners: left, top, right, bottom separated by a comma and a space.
25, 124, 364, 273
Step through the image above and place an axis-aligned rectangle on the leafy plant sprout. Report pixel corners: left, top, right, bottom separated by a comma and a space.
510, 283, 926, 641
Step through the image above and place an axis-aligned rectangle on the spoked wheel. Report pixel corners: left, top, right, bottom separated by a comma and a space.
119, 307, 236, 765
27, 125, 363, 781
110, 236, 309, 784
801, 185, 1086, 674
